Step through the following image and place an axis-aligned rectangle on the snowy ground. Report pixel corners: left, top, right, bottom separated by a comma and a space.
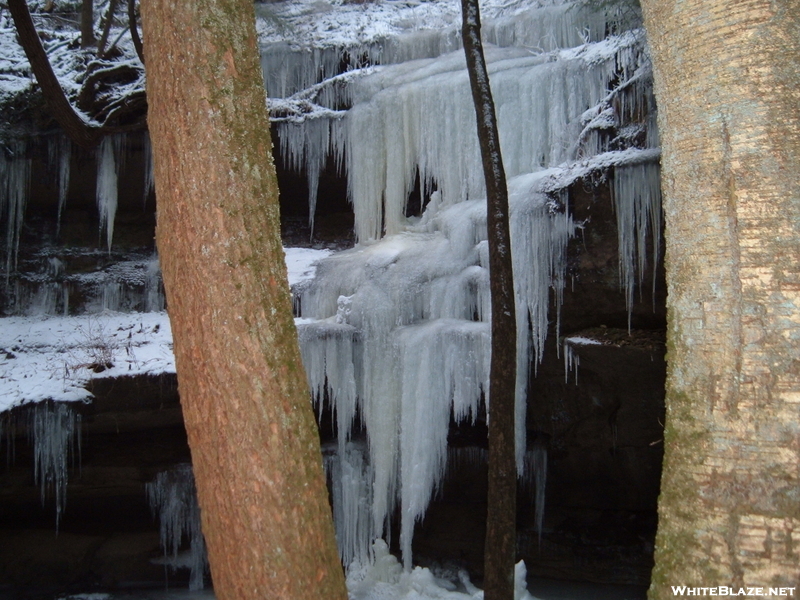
0, 248, 330, 413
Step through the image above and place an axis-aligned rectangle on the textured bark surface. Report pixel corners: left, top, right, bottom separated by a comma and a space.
461, 1, 517, 599
641, 0, 800, 594
140, 1, 348, 598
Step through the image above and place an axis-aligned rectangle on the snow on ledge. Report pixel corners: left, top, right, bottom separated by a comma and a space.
0, 248, 331, 413
0, 311, 174, 412
563, 336, 603, 346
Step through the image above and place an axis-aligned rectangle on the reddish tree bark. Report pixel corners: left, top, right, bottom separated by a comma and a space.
140, 0, 348, 598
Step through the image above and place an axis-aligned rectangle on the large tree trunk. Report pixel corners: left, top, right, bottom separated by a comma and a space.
140, 1, 348, 599
461, 1, 517, 599
640, 0, 800, 595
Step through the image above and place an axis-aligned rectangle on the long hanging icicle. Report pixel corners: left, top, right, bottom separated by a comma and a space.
143, 132, 155, 207
96, 136, 118, 253
1, 143, 32, 283
56, 138, 71, 237
522, 442, 547, 543
48, 134, 71, 237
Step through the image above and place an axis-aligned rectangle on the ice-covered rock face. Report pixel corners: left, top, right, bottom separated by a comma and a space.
262, 0, 661, 570
0, 0, 662, 580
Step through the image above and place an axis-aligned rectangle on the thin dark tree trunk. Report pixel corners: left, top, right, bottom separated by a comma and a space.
127, 0, 144, 65
461, 1, 517, 599
140, 0, 349, 598
8, 0, 100, 148
80, 0, 94, 49
96, 0, 118, 57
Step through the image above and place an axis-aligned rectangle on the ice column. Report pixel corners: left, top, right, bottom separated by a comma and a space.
522, 442, 547, 542
48, 135, 71, 236
1, 143, 31, 282
146, 464, 208, 591
324, 443, 376, 569
143, 132, 155, 207
396, 319, 489, 566
96, 136, 119, 253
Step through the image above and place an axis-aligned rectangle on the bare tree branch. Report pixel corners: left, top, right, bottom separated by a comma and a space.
127, 0, 144, 65
97, 0, 119, 58
8, 0, 102, 147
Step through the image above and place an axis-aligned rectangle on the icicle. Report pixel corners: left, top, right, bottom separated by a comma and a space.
324, 443, 376, 569
56, 137, 71, 236
522, 442, 547, 543
611, 162, 662, 329
297, 319, 359, 457
1, 143, 31, 283
297, 173, 576, 565
146, 464, 208, 591
144, 254, 165, 312
143, 132, 155, 207
47, 135, 72, 237
563, 341, 580, 385
28, 402, 82, 531
482, 2, 607, 51
101, 282, 122, 311
277, 118, 332, 234
112, 133, 127, 174
96, 137, 118, 254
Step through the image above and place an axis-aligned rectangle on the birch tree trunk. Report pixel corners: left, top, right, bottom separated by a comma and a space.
640, 0, 800, 594
140, 1, 348, 598
461, 1, 517, 598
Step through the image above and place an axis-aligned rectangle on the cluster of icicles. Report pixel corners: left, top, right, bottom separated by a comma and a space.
267, 0, 663, 570
1, 132, 162, 316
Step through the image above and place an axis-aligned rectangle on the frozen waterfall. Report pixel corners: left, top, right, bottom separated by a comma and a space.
0, 0, 665, 579
268, 0, 662, 569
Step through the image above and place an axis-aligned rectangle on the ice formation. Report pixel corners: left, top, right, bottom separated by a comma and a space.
523, 443, 548, 542
612, 162, 662, 328
143, 132, 155, 207
27, 402, 82, 530
347, 538, 539, 600
0, 0, 666, 580
324, 442, 376, 569
47, 135, 72, 237
96, 136, 119, 254
273, 0, 661, 568
146, 464, 208, 591
1, 142, 31, 283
